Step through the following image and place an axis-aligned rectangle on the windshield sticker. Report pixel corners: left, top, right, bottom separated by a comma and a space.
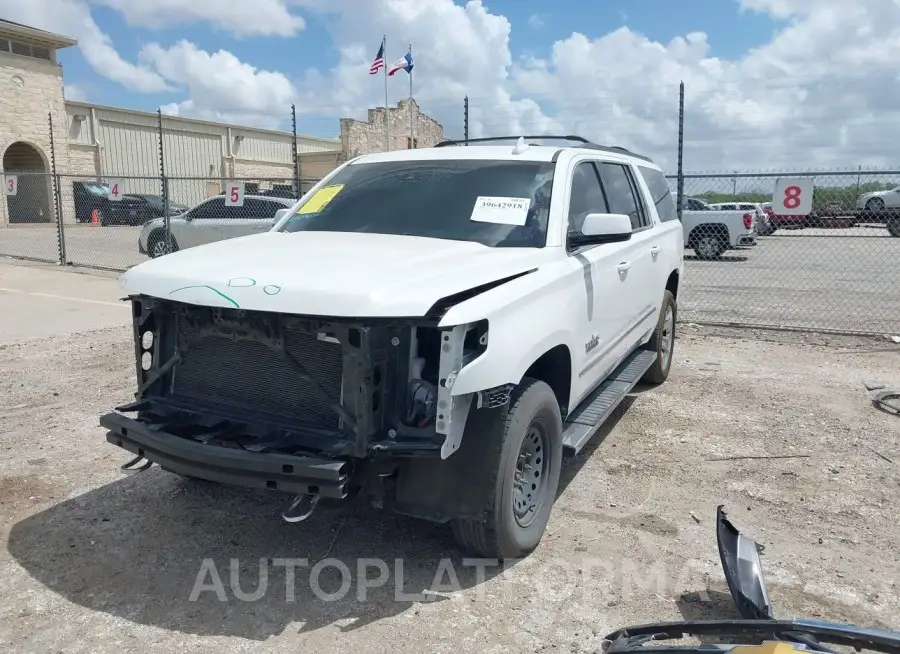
470, 196, 531, 226
298, 184, 344, 215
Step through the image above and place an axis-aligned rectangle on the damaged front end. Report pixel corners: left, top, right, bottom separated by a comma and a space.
100, 295, 495, 520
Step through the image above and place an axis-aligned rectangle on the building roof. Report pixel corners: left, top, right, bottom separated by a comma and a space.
0, 19, 77, 48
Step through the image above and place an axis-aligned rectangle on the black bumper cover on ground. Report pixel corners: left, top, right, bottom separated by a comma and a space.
99, 411, 350, 498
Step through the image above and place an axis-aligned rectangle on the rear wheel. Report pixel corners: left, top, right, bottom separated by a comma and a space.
451, 378, 563, 560
642, 290, 676, 385
888, 218, 900, 237
691, 229, 727, 260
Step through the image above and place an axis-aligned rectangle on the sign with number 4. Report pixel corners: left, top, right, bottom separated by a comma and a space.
225, 181, 245, 207
773, 177, 813, 215
4, 175, 17, 196
107, 179, 123, 201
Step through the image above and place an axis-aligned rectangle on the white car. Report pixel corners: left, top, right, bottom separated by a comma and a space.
138, 194, 295, 258
103, 136, 684, 560
856, 186, 900, 213
681, 197, 757, 259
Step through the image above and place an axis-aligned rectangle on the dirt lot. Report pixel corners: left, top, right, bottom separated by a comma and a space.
1, 291, 898, 653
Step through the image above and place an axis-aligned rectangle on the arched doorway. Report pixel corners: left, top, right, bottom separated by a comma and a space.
2, 142, 52, 224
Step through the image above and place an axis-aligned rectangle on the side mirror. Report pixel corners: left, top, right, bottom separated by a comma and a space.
571, 212, 632, 246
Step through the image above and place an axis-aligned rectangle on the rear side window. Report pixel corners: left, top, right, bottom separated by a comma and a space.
637, 166, 678, 223
597, 163, 648, 230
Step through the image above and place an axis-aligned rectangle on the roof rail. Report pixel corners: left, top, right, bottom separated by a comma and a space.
433, 135, 653, 162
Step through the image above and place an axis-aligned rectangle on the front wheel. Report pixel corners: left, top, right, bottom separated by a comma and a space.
451, 378, 563, 560
147, 230, 177, 258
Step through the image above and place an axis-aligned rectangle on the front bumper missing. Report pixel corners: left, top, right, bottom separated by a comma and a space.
100, 412, 350, 497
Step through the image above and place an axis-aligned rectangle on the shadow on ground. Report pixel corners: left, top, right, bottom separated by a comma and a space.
7, 470, 507, 641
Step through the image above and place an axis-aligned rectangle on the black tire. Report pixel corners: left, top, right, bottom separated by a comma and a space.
866, 198, 885, 213
642, 290, 676, 385
147, 230, 177, 258
690, 228, 727, 260
888, 219, 900, 238
451, 378, 563, 560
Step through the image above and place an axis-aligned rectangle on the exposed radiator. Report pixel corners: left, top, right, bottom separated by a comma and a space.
170, 318, 344, 428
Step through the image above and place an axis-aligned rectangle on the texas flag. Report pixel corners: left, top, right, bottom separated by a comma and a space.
387, 52, 414, 76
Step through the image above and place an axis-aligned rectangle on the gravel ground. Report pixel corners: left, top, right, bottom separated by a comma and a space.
0, 321, 898, 653
2, 224, 898, 334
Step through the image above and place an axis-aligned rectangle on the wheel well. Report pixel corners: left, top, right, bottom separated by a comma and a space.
688, 223, 728, 246
522, 344, 571, 415
666, 270, 679, 299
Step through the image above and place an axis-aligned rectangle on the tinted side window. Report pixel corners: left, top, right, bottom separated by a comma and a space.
189, 197, 226, 219
567, 162, 608, 234
637, 166, 678, 223
685, 199, 706, 211
597, 163, 643, 229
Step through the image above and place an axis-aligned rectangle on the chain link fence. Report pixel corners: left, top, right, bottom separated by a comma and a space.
668, 171, 900, 335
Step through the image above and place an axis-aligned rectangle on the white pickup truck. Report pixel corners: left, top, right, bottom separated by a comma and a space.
681, 197, 757, 259
101, 135, 683, 560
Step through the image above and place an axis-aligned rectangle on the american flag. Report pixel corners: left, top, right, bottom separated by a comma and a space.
369, 41, 385, 75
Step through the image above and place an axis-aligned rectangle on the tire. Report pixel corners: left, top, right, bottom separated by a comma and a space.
642, 290, 677, 385
451, 378, 563, 560
147, 230, 177, 258
691, 229, 727, 260
888, 219, 900, 238
866, 198, 885, 213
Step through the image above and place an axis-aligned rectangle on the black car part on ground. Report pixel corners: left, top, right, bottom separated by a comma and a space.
99, 294, 520, 523
716, 505, 773, 620
604, 619, 900, 654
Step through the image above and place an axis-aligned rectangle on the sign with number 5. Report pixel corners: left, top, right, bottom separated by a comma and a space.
773, 177, 813, 215
225, 181, 245, 207
107, 179, 123, 201
3, 175, 17, 196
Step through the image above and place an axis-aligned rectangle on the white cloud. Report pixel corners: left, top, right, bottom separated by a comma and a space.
527, 14, 545, 29
63, 83, 88, 101
92, 0, 305, 37
0, 0, 169, 92
7, 0, 900, 170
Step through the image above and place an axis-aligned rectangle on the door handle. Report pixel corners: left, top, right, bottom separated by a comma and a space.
650, 245, 660, 261
617, 262, 632, 273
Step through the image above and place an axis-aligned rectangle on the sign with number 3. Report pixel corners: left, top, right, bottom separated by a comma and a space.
4, 175, 16, 196
773, 177, 813, 215
225, 181, 245, 207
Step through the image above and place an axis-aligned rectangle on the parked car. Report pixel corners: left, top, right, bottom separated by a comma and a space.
103, 135, 684, 560
72, 181, 186, 225
106, 193, 188, 226
680, 197, 756, 259
138, 194, 295, 257
709, 201, 773, 236
856, 186, 900, 213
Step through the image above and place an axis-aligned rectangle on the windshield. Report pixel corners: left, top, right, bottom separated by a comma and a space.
280, 160, 555, 247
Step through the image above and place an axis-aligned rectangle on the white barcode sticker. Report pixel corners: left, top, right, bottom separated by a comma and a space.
470, 196, 531, 226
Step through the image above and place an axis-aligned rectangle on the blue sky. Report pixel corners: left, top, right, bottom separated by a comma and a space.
55, 0, 782, 134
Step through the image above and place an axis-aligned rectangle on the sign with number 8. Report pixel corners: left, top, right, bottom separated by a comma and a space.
4, 175, 17, 196
772, 177, 813, 216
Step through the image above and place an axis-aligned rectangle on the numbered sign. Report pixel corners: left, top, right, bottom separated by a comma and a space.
773, 177, 813, 215
3, 175, 17, 196
225, 181, 245, 207
107, 179, 123, 201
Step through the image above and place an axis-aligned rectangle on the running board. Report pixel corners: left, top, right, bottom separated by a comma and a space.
562, 349, 657, 455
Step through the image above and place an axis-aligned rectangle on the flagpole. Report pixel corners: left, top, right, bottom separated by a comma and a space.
382, 35, 390, 151
408, 42, 413, 148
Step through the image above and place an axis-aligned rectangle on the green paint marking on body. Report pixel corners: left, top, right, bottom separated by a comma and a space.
263, 285, 282, 295
227, 277, 256, 287
168, 285, 240, 308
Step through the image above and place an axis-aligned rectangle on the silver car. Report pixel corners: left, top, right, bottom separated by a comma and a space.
139, 194, 295, 258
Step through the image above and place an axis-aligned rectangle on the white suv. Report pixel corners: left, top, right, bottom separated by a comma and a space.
104, 136, 684, 560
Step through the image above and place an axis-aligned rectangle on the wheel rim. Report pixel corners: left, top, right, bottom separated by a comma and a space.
512, 421, 550, 528
660, 304, 675, 370
696, 236, 719, 258
867, 199, 884, 211
151, 239, 170, 257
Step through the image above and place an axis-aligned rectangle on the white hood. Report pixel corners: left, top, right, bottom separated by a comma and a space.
120, 231, 542, 317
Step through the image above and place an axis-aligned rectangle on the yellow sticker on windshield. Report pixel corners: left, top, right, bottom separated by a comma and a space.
298, 184, 344, 214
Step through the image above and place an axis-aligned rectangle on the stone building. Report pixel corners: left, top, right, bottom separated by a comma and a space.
1, 19, 445, 229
